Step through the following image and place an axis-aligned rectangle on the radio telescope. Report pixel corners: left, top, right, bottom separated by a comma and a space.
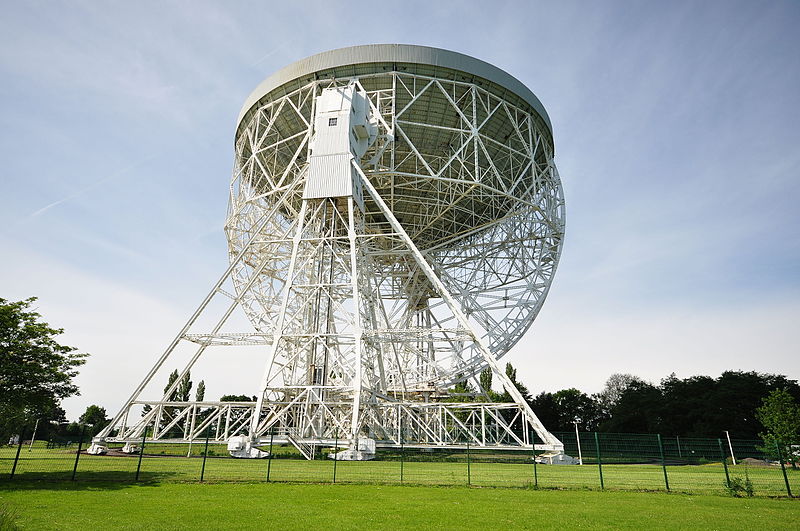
92, 44, 568, 461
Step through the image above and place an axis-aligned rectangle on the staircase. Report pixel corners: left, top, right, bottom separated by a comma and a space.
286, 431, 316, 460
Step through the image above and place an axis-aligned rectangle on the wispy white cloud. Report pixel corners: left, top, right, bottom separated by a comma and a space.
22, 155, 159, 222
250, 45, 289, 68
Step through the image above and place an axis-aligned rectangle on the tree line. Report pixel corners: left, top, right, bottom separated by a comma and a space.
477, 364, 800, 441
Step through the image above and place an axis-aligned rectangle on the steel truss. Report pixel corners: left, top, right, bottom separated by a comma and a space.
113, 396, 542, 459
98, 69, 566, 457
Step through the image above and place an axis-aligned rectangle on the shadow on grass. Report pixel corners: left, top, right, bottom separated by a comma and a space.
0, 470, 179, 491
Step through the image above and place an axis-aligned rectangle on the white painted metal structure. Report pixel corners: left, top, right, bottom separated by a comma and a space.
94, 45, 567, 459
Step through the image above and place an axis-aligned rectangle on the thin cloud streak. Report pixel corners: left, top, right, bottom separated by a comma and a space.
21, 154, 161, 222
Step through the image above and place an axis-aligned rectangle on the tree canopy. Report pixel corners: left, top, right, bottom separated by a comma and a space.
220, 394, 257, 402
0, 297, 87, 437
467, 365, 800, 439
79, 404, 109, 435
594, 373, 642, 417
601, 371, 800, 438
757, 388, 800, 468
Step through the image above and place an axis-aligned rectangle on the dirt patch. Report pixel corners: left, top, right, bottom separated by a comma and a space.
739, 457, 773, 467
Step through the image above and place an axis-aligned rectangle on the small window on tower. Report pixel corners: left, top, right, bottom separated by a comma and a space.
328, 117, 338, 126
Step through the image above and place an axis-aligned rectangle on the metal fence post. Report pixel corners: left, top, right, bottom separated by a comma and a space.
332, 429, 338, 483
718, 438, 730, 488
10, 427, 25, 479
28, 419, 40, 452
135, 432, 147, 482
532, 443, 538, 488
775, 441, 793, 497
657, 433, 669, 491
399, 431, 404, 484
265, 428, 274, 482
594, 432, 604, 489
71, 425, 86, 481
200, 431, 210, 482
466, 437, 471, 486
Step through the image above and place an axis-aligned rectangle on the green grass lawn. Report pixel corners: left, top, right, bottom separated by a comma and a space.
1, 481, 797, 530
2, 442, 797, 498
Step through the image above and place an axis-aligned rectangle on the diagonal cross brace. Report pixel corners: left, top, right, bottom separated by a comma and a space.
354, 160, 563, 451
98, 184, 300, 440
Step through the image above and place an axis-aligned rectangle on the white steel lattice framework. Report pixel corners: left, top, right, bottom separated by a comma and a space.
95, 45, 567, 459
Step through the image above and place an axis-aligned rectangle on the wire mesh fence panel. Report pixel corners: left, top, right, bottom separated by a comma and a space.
662, 436, 724, 464
202, 453, 270, 482
787, 441, 800, 496
535, 462, 602, 490
78, 445, 143, 482
1, 433, 30, 479
270, 457, 335, 484
0, 444, 17, 477
540, 431, 604, 489
399, 447, 470, 486
598, 433, 668, 491
203, 438, 280, 483
134, 442, 208, 482
0, 429, 795, 497
662, 438, 725, 494
726, 462, 791, 497
720, 438, 796, 497
331, 449, 402, 485
601, 464, 674, 492
552, 431, 591, 462
6, 439, 79, 481
661, 465, 725, 495
469, 449, 534, 488
263, 448, 334, 484
729, 438, 769, 463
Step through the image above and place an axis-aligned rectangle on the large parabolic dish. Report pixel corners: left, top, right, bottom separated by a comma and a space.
227, 44, 564, 390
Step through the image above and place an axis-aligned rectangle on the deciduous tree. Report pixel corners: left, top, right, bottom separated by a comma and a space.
757, 388, 800, 469
220, 394, 257, 402
79, 404, 109, 435
0, 297, 87, 438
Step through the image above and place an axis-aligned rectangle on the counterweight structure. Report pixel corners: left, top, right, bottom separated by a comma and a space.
93, 45, 568, 460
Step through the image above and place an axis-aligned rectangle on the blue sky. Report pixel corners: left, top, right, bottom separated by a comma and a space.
1, 1, 798, 421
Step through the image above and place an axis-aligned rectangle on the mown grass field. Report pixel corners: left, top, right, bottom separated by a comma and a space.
1, 442, 797, 498
1, 481, 798, 530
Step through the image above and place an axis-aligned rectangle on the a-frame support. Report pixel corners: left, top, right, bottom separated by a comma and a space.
91, 81, 565, 459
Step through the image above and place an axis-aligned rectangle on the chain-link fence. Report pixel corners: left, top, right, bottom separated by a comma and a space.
1, 427, 796, 497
